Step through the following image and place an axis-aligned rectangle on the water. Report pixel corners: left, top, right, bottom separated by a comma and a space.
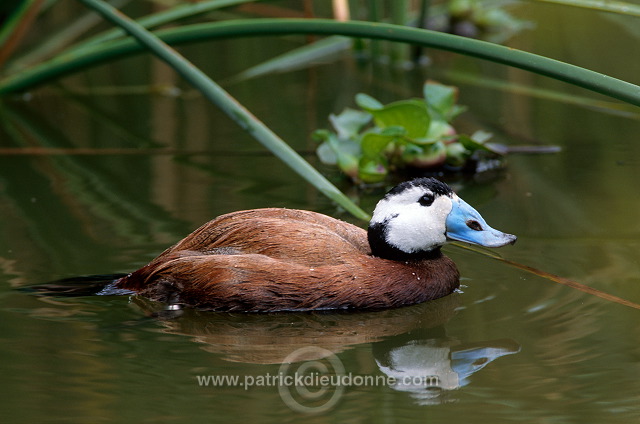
1, 3, 640, 423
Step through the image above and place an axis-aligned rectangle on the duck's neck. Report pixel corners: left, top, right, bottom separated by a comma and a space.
367, 222, 442, 261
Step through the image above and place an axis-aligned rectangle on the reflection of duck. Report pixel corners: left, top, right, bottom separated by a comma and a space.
115, 178, 516, 311
133, 294, 461, 364
138, 296, 519, 405
373, 329, 520, 405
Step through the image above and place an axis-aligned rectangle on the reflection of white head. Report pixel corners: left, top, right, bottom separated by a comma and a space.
375, 341, 460, 405
375, 338, 521, 406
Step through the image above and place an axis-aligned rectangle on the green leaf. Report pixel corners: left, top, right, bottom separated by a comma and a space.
379, 125, 407, 137
446, 142, 470, 167
423, 81, 467, 121
358, 157, 388, 184
313, 130, 360, 177
458, 134, 487, 152
232, 35, 352, 82
402, 141, 447, 168
424, 81, 455, 113
470, 129, 493, 144
422, 119, 456, 143
336, 153, 360, 178
355, 93, 384, 111
316, 140, 338, 165
368, 99, 431, 139
458, 131, 503, 155
329, 108, 372, 139
361, 131, 397, 158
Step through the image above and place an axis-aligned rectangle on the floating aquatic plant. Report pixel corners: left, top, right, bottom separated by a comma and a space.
432, 0, 534, 43
314, 80, 504, 184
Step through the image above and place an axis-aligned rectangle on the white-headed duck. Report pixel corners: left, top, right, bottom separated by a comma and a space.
115, 178, 516, 312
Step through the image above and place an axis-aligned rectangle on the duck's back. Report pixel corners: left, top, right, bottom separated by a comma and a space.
157, 208, 370, 264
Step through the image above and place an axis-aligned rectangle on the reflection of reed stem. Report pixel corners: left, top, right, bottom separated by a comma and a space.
0, 0, 45, 68
75, 0, 370, 221
501, 257, 640, 310
452, 243, 640, 310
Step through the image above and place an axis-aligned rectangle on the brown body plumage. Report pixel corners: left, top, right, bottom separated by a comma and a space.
115, 208, 460, 312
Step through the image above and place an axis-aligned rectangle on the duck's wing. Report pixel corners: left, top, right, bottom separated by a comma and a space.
157, 208, 370, 264
116, 208, 371, 293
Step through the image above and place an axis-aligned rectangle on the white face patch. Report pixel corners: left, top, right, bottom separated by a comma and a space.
371, 187, 455, 253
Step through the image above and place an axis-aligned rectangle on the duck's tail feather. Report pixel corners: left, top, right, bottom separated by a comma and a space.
20, 273, 132, 297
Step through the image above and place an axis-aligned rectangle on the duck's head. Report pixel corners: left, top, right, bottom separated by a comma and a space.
368, 178, 516, 260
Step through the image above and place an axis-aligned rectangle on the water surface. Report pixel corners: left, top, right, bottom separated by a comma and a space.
1, 3, 639, 423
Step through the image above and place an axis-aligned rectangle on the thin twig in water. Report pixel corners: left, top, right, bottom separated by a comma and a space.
452, 243, 640, 310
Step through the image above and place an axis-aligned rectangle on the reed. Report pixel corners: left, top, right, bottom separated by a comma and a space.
1, 18, 639, 107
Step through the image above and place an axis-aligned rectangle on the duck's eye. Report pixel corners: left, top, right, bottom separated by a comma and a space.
418, 192, 435, 207
466, 220, 483, 231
